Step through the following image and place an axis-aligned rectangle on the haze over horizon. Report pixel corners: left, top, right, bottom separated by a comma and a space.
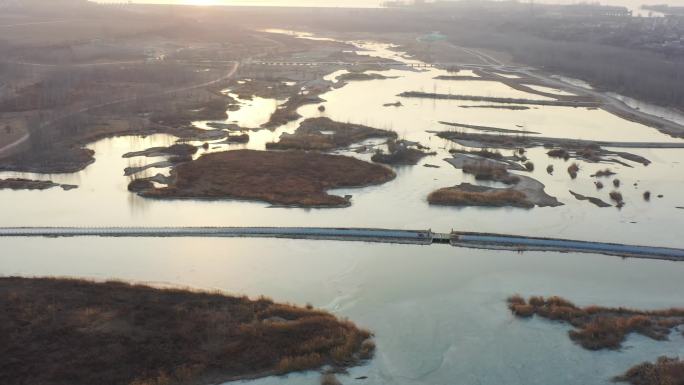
91, 0, 684, 9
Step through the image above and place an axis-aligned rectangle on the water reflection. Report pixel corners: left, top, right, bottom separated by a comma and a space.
1, 32, 683, 250
2, 237, 684, 385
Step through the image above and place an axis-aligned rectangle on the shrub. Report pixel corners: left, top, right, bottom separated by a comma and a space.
643, 191, 651, 201
321, 373, 342, 385
546, 165, 554, 174
548, 148, 570, 160
507, 294, 525, 306
462, 162, 519, 184
524, 161, 534, 171
471, 148, 503, 160
613, 179, 621, 188
610, 191, 624, 204
428, 186, 532, 208
510, 304, 535, 317
528, 296, 545, 307
614, 357, 684, 385
567, 163, 580, 179
591, 169, 615, 178
507, 295, 684, 351
0, 277, 376, 385
359, 339, 376, 360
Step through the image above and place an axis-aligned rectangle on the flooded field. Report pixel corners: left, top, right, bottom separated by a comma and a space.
2, 31, 684, 385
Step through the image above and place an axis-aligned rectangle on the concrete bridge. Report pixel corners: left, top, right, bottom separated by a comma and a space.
1, 227, 683, 261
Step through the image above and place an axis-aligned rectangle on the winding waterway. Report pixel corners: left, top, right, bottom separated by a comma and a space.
2, 31, 684, 385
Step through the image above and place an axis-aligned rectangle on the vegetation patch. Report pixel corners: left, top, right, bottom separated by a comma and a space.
569, 190, 611, 208
591, 169, 616, 178
267, 117, 396, 151
610, 191, 625, 208
507, 295, 684, 350
371, 139, 435, 165
262, 95, 325, 129
614, 356, 684, 385
138, 149, 395, 207
0, 178, 59, 190
337, 72, 395, 82
428, 183, 533, 208
123, 144, 198, 159
0, 277, 374, 385
462, 162, 520, 184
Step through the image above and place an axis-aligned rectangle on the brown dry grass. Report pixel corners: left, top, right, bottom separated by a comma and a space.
524, 161, 535, 171
0, 178, 57, 190
267, 117, 396, 151
507, 295, 684, 350
321, 373, 343, 385
614, 356, 684, 385
428, 184, 532, 208
462, 162, 520, 184
372, 140, 433, 165
0, 277, 374, 385
591, 169, 616, 178
610, 191, 625, 207
468, 148, 504, 160
547, 148, 570, 160
142, 150, 395, 207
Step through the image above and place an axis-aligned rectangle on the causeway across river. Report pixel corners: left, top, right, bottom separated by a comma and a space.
1, 227, 683, 262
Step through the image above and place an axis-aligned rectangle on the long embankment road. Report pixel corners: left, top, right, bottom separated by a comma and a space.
1, 227, 683, 261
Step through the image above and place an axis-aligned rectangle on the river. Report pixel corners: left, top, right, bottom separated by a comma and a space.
1, 31, 684, 385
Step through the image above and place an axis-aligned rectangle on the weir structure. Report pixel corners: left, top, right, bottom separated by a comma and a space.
1, 227, 683, 262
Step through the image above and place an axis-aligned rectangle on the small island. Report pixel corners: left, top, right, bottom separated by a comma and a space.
0, 178, 77, 191
507, 295, 684, 350
136, 149, 396, 207
0, 277, 375, 385
615, 357, 684, 385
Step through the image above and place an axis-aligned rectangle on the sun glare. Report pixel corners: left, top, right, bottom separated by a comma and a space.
186, 0, 220, 5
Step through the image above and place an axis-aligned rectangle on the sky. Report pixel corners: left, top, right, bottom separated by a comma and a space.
92, 0, 684, 9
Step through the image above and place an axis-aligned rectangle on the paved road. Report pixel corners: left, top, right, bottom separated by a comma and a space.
1, 227, 682, 261
452, 232, 684, 261
0, 227, 435, 245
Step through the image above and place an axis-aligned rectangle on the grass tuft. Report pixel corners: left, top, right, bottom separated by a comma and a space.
507, 295, 684, 351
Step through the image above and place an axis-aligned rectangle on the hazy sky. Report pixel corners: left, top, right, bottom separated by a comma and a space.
93, 0, 684, 9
